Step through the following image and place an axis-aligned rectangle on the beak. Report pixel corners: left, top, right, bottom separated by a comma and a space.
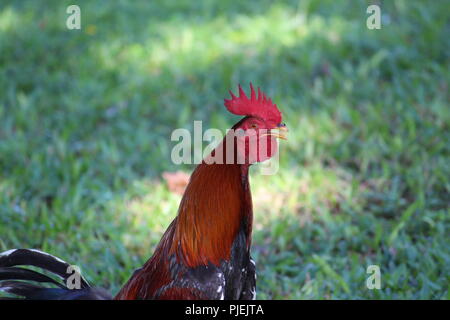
262, 126, 288, 140
272, 126, 288, 140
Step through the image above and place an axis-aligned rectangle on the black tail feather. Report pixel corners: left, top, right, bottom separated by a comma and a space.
0, 249, 112, 300
0, 249, 89, 288
0, 280, 45, 297
0, 266, 65, 288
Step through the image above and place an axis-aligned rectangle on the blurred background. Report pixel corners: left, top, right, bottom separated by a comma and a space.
0, 0, 448, 299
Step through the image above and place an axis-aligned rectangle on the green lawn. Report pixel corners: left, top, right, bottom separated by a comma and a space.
0, 0, 448, 299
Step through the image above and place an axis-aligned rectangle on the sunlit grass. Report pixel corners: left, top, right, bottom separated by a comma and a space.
0, 7, 20, 31
88, 3, 356, 78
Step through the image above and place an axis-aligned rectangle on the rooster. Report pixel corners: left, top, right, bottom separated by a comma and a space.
0, 84, 287, 300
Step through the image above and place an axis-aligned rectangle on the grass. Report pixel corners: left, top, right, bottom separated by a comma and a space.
0, 0, 449, 299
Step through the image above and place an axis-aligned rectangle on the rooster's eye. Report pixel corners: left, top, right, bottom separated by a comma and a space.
250, 123, 258, 129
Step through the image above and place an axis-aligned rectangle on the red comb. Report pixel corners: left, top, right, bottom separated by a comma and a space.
224, 83, 282, 124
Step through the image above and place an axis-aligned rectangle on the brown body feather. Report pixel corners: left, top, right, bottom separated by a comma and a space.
114, 161, 253, 299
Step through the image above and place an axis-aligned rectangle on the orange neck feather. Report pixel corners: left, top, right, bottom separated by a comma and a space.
170, 162, 252, 268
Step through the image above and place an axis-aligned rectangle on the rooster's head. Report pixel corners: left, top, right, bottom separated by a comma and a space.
224, 83, 287, 164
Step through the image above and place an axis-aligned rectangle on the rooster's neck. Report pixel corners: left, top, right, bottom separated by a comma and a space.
171, 162, 253, 268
